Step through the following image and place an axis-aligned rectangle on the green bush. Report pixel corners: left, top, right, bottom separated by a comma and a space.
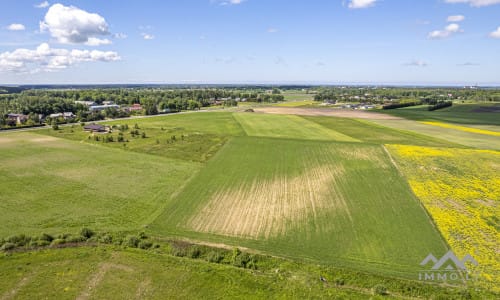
67, 235, 86, 243
138, 241, 153, 250
1, 242, 15, 251
80, 228, 95, 239
7, 234, 30, 247
334, 278, 345, 286
100, 234, 113, 244
39, 233, 54, 242
171, 247, 187, 257
187, 246, 202, 259
126, 235, 140, 248
138, 232, 147, 239
36, 240, 51, 247
206, 251, 224, 263
373, 284, 388, 296
51, 239, 66, 246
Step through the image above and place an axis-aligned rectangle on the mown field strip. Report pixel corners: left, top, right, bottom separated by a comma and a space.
233, 112, 360, 142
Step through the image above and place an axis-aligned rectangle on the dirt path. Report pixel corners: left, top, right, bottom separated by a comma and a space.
0, 274, 33, 300
254, 107, 402, 120
76, 262, 134, 300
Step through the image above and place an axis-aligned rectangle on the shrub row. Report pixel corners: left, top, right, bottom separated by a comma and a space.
0, 228, 158, 252
382, 101, 421, 110
170, 241, 258, 270
428, 101, 453, 111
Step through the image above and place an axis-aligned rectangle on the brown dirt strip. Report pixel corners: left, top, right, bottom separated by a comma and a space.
254, 107, 402, 120
0, 274, 33, 300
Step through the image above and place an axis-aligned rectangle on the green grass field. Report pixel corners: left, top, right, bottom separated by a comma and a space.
233, 113, 360, 142
377, 103, 500, 125
149, 137, 447, 278
0, 132, 199, 236
0, 247, 378, 299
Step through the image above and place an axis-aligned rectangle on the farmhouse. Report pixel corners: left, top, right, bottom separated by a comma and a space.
7, 113, 28, 124
49, 112, 76, 120
89, 104, 120, 112
83, 124, 107, 132
126, 103, 143, 111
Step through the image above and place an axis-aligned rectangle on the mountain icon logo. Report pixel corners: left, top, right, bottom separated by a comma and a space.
420, 251, 478, 271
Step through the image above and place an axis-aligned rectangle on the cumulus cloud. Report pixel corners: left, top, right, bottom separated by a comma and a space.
7, 24, 26, 31
403, 60, 428, 67
490, 27, 500, 38
447, 15, 465, 22
444, 0, 500, 7
35, 1, 49, 8
0, 43, 120, 73
141, 33, 155, 40
348, 0, 377, 9
40, 3, 111, 46
428, 23, 462, 39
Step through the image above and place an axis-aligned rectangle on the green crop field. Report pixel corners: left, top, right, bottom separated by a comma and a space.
0, 132, 199, 236
368, 118, 500, 150
302, 116, 462, 147
233, 112, 360, 142
378, 103, 500, 126
149, 136, 447, 278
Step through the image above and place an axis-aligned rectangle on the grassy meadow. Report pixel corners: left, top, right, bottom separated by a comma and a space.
0, 132, 199, 236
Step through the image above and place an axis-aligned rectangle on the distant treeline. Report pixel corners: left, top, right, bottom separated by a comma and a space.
313, 87, 500, 103
0, 88, 285, 126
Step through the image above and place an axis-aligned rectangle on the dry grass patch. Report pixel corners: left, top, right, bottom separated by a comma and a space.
189, 165, 350, 239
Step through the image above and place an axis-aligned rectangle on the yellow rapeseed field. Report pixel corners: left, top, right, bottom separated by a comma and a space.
421, 121, 500, 137
387, 145, 500, 291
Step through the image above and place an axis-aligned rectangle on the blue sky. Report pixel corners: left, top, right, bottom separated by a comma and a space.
1, 0, 499, 85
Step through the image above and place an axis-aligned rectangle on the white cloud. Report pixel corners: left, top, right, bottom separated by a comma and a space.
444, 0, 500, 7
212, 0, 245, 5
142, 33, 155, 40
428, 23, 462, 39
0, 43, 120, 73
458, 62, 480, 66
404, 60, 428, 67
7, 24, 26, 31
490, 27, 500, 38
267, 28, 278, 33
348, 0, 377, 9
35, 1, 49, 8
40, 3, 111, 46
447, 15, 465, 22
114, 33, 127, 39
